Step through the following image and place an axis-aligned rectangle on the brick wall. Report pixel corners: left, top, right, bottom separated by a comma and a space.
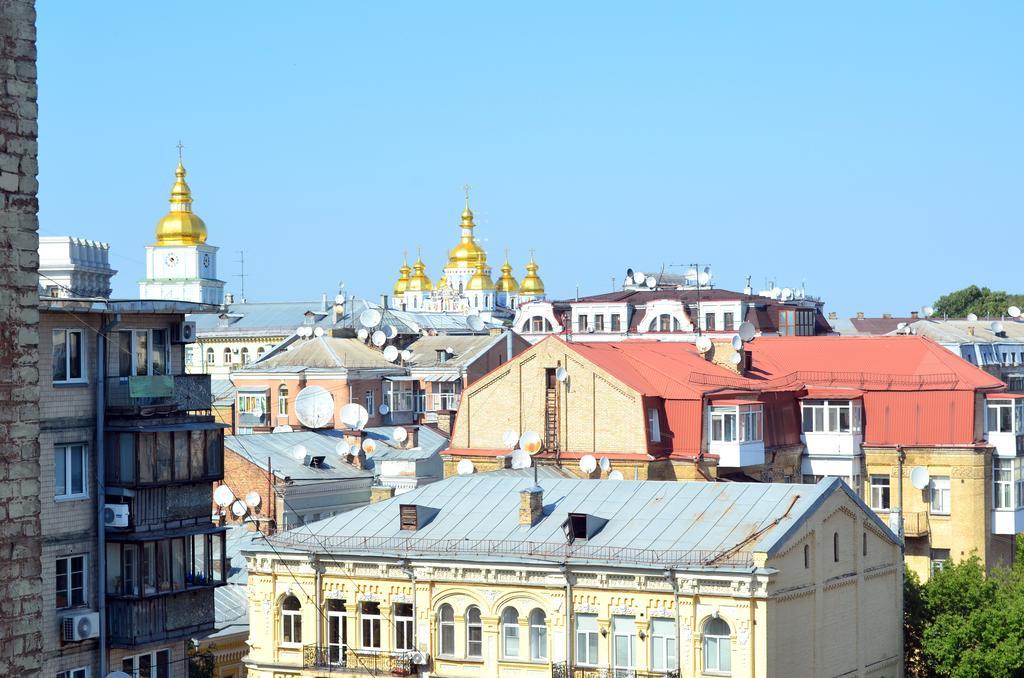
220, 446, 276, 531
0, 0, 43, 674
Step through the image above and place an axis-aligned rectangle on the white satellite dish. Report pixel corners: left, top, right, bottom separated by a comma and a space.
633, 270, 644, 280
357, 328, 369, 341
623, 274, 634, 286
213, 484, 235, 508
781, 287, 793, 301
245, 490, 262, 509
991, 321, 1004, 334
456, 459, 476, 475
231, 500, 247, 518
696, 336, 713, 353
467, 315, 485, 332
730, 335, 743, 350
361, 438, 377, 454
349, 443, 361, 456
340, 403, 370, 430
608, 470, 625, 480
502, 430, 519, 449
371, 330, 386, 346
737, 321, 756, 341
335, 441, 350, 457
359, 308, 382, 328
599, 456, 610, 472
910, 466, 930, 490
1009, 306, 1022, 319
313, 327, 325, 337
382, 324, 397, 339
922, 305, 935, 318
967, 313, 979, 322
579, 454, 598, 473
510, 449, 532, 469
379, 403, 390, 416
730, 352, 742, 365
770, 286, 782, 299
291, 444, 308, 461
383, 345, 400, 362
400, 349, 413, 361
897, 322, 907, 331
645, 275, 657, 288
294, 385, 335, 429
393, 426, 408, 443
107, 672, 132, 678
519, 431, 543, 454
272, 424, 293, 433
698, 271, 711, 286
555, 367, 569, 382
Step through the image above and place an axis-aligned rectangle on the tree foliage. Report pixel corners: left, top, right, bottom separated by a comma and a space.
933, 285, 1024, 318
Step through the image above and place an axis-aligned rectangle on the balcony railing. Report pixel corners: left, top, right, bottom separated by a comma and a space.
903, 511, 930, 538
303, 646, 414, 675
106, 374, 212, 413
551, 663, 679, 678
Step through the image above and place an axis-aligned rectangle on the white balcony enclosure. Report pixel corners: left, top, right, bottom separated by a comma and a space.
707, 403, 765, 468
985, 397, 1024, 458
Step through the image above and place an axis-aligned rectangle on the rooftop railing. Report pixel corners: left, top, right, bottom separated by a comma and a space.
303, 646, 413, 675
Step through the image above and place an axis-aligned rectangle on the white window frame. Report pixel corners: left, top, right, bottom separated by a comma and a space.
55, 554, 87, 610
121, 648, 171, 678
648, 407, 661, 443
280, 595, 302, 646
437, 604, 455, 656
118, 329, 170, 377
360, 601, 381, 649
709, 407, 737, 443
57, 669, 89, 678
205, 347, 215, 364
394, 603, 414, 651
929, 476, 951, 515
501, 606, 520, 658
575, 613, 599, 666
987, 400, 1015, 433
364, 389, 375, 413
52, 328, 87, 384
466, 606, 483, 658
802, 399, 861, 434
869, 475, 890, 511
612, 615, 636, 673
529, 608, 547, 661
703, 617, 732, 674
739, 404, 763, 442
278, 386, 288, 416
237, 393, 267, 416
55, 443, 88, 501
650, 617, 678, 671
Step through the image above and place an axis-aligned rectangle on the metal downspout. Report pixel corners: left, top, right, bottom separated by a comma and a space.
666, 568, 680, 676
96, 321, 109, 676
561, 564, 573, 669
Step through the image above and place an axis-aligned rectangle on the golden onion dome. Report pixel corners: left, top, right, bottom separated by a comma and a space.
155, 159, 208, 245
393, 256, 412, 296
447, 193, 487, 267
519, 256, 545, 296
495, 257, 519, 293
407, 257, 433, 292
466, 253, 495, 291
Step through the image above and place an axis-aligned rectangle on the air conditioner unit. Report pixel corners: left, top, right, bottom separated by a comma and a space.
104, 503, 129, 528
410, 650, 430, 665
62, 611, 100, 641
174, 321, 197, 344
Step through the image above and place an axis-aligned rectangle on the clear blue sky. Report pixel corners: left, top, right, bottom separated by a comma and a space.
37, 2, 1022, 316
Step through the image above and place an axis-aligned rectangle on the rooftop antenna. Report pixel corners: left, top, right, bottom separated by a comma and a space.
691, 262, 704, 336
234, 250, 247, 301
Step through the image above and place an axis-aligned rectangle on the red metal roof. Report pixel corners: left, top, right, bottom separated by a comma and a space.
800, 387, 865, 399
985, 392, 1024, 400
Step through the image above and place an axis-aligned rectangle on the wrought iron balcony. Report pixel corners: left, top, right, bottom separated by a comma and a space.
105, 374, 212, 414
302, 646, 414, 675
551, 664, 679, 678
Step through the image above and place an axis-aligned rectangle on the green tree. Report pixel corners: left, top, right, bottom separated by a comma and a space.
904, 568, 929, 677
933, 285, 1024, 318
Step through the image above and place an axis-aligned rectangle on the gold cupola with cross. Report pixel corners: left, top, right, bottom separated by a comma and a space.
155, 155, 208, 246
446, 185, 486, 268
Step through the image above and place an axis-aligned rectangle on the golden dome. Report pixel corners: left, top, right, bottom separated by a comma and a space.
407, 257, 433, 292
155, 159, 208, 245
393, 256, 412, 296
495, 257, 519, 293
466, 253, 495, 291
519, 256, 545, 296
447, 193, 487, 267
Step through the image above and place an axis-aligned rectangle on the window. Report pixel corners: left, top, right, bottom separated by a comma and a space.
530, 316, 553, 332
118, 329, 168, 377
223, 347, 233, 364
240, 347, 250, 364
56, 555, 86, 609
1017, 459, 1024, 509
703, 617, 731, 674
739, 405, 762, 442
869, 475, 891, 510
438, 604, 455, 656
803, 544, 810, 569
122, 649, 171, 678
593, 315, 604, 332
930, 476, 951, 515
361, 601, 381, 649
278, 386, 288, 417
705, 312, 716, 331
280, 596, 302, 644
648, 407, 661, 443
930, 548, 951, 575
55, 444, 88, 500
658, 314, 673, 332
778, 309, 796, 336
612, 615, 636, 672
206, 347, 215, 364
994, 458, 1013, 509
578, 315, 589, 332
610, 314, 621, 332
466, 606, 483, 658
863, 532, 868, 556
237, 393, 267, 416
57, 669, 88, 678
650, 617, 677, 672
52, 329, 86, 383
256, 346, 266, 360
710, 407, 737, 442
833, 532, 839, 562
801, 400, 861, 434
394, 603, 414, 651
576, 614, 599, 666
364, 389, 375, 412
723, 312, 735, 332
501, 606, 520, 658
987, 400, 1016, 433
529, 608, 547, 660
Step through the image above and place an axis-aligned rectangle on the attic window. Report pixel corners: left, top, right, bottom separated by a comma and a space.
304, 454, 326, 468
399, 504, 440, 531
561, 512, 608, 544
436, 349, 449, 364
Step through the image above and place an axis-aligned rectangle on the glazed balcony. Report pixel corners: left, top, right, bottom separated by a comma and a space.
106, 587, 216, 647
105, 374, 212, 415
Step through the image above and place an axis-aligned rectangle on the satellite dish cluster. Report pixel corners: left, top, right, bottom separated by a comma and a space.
213, 484, 262, 521
356, 306, 412, 365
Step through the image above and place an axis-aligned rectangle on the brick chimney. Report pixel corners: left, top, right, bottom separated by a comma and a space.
856, 311, 865, 319
519, 486, 544, 526
371, 486, 396, 503
708, 339, 744, 374
882, 313, 892, 319
911, 311, 919, 319
827, 311, 837, 320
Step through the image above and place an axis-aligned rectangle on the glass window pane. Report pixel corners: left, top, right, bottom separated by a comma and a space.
156, 433, 172, 482
52, 330, 67, 381
173, 432, 188, 480
135, 331, 148, 376
69, 331, 82, 379
151, 330, 166, 376
55, 447, 67, 496
138, 434, 155, 483
118, 331, 133, 377
70, 445, 84, 495
190, 430, 205, 477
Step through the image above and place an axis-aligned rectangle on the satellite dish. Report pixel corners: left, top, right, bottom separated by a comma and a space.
626, 268, 634, 278
272, 424, 293, 433
608, 470, 625, 480
730, 352, 742, 365
599, 456, 610, 472
510, 449, 532, 469
555, 367, 569, 382
446, 345, 455, 355
335, 441, 350, 456
213, 484, 235, 508
730, 334, 743, 350
456, 459, 476, 475
467, 315, 485, 332
698, 271, 711, 286
313, 327, 325, 338
910, 466, 930, 490
519, 431, 542, 454
357, 328, 369, 341
245, 490, 261, 509
378, 403, 390, 416
967, 313, 979, 322
231, 500, 247, 518
1009, 306, 1022, 319
383, 345, 400, 362
107, 672, 132, 678
579, 454, 598, 473
633, 270, 644, 280
359, 308, 382, 328
371, 330, 386, 346
645, 275, 657, 288
382, 324, 397, 339
393, 426, 408, 443
738, 322, 756, 341
623, 275, 634, 286
294, 385, 335, 429
770, 287, 782, 299
291, 444, 308, 461
361, 438, 377, 454
349, 443, 361, 456
400, 349, 413, 361
502, 430, 519, 449
922, 305, 935, 318
340, 403, 370, 430
696, 336, 713, 353
781, 287, 793, 301
897, 322, 907, 330
991, 321, 1004, 334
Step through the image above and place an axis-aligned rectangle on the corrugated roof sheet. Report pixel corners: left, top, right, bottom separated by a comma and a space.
191, 300, 334, 337
242, 336, 399, 371
405, 334, 504, 371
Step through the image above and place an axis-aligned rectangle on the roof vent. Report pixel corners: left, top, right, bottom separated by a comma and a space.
303, 454, 326, 468
561, 512, 608, 544
399, 504, 440, 531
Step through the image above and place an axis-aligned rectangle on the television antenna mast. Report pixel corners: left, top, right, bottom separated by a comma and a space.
235, 250, 248, 301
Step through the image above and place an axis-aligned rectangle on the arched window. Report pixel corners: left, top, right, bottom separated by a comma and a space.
501, 606, 520, 658
438, 604, 455, 656
529, 608, 547, 660
240, 347, 250, 364
466, 606, 483, 658
659, 314, 672, 332
833, 532, 839, 562
804, 544, 810, 569
278, 385, 289, 416
703, 617, 731, 674
281, 595, 302, 645
206, 347, 215, 364
256, 346, 266, 360
223, 347, 233, 364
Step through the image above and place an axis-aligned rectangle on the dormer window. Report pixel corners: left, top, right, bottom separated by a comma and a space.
436, 349, 449, 364
561, 512, 608, 544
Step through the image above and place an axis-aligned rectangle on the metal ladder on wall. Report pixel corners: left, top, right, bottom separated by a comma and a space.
544, 387, 559, 452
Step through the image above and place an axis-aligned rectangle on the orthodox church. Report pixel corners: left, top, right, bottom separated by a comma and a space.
139, 154, 225, 304
390, 191, 545, 320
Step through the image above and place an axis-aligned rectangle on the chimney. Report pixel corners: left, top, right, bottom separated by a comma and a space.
381, 293, 389, 309
882, 313, 892, 319
856, 311, 864, 319
911, 311, 919, 319
827, 311, 837, 320
968, 326, 975, 336
708, 339, 744, 374
519, 486, 544, 526
225, 292, 235, 305
371, 486, 395, 503
403, 426, 419, 449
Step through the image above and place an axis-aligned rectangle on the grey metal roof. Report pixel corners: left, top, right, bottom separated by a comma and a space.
240, 336, 400, 371
363, 426, 449, 462
334, 298, 500, 335
901, 318, 1024, 344
190, 300, 334, 337
489, 465, 579, 479
405, 334, 505, 371
264, 476, 892, 570
199, 526, 258, 641
224, 431, 375, 481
